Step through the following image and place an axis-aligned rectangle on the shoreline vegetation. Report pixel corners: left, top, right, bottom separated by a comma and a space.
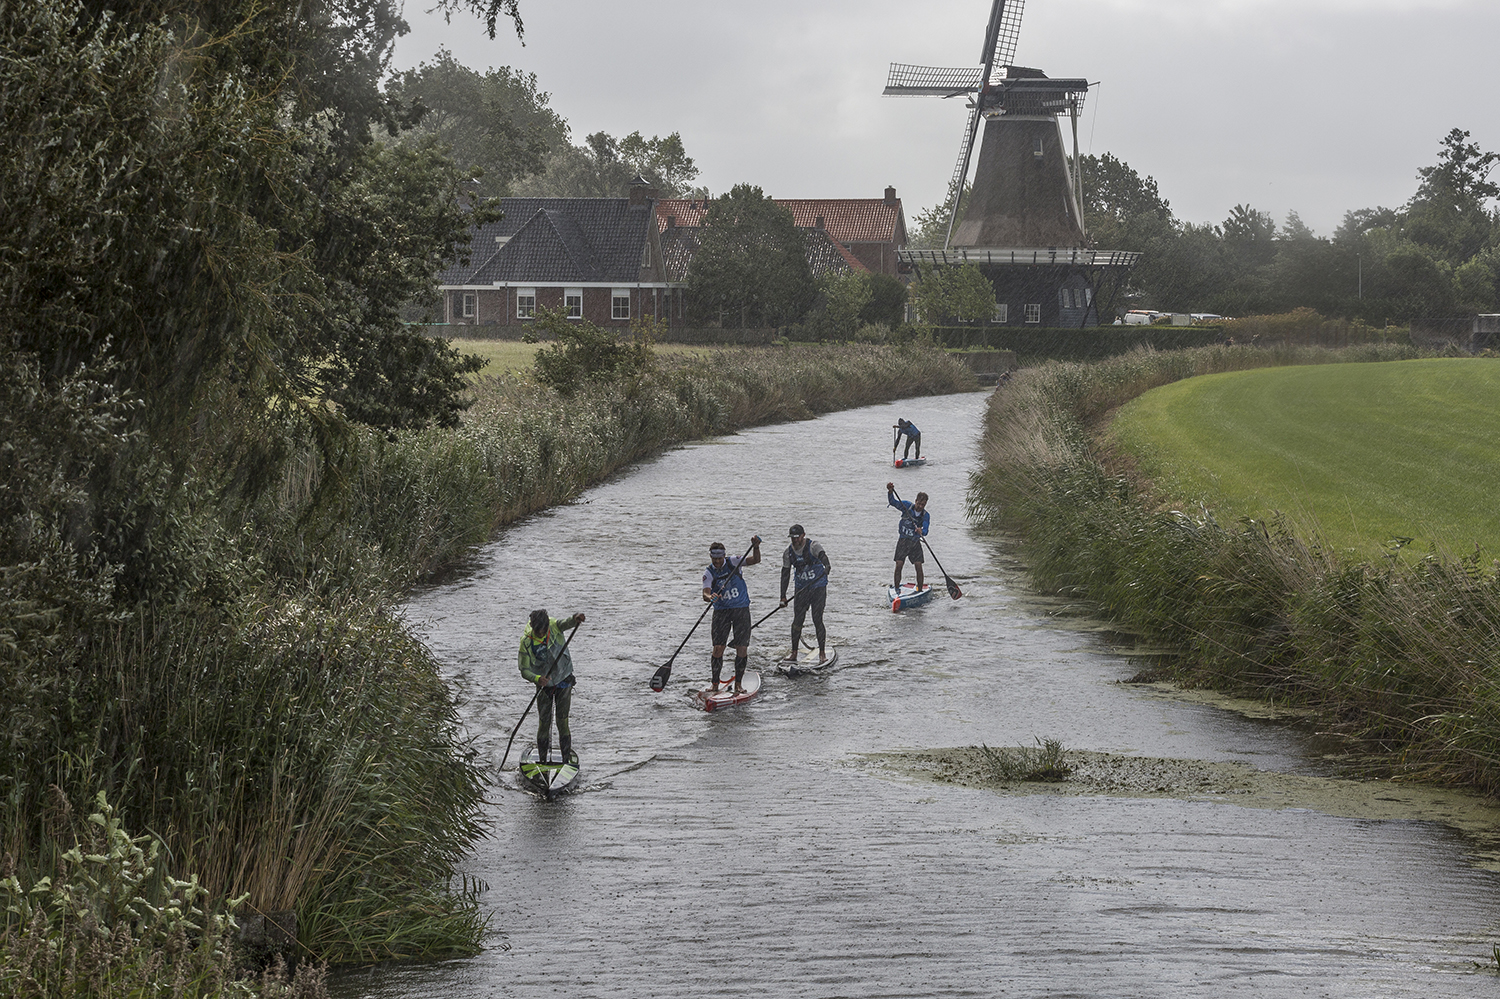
2, 339, 975, 991
968, 341, 1500, 800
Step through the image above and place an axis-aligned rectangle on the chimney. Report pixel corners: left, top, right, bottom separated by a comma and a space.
666, 214, 676, 229
629, 174, 658, 207
884, 186, 897, 206
815, 215, 824, 230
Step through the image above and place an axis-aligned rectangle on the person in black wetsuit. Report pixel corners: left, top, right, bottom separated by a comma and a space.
893, 418, 922, 460
779, 524, 831, 663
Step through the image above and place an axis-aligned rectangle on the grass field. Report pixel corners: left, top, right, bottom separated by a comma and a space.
1108, 357, 1500, 557
450, 337, 713, 374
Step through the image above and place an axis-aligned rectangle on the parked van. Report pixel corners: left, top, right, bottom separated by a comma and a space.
1122, 310, 1160, 325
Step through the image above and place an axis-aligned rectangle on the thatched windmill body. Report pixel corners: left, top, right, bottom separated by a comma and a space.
885, 0, 1138, 327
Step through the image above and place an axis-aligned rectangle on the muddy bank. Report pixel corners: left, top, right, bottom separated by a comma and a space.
868, 743, 1500, 870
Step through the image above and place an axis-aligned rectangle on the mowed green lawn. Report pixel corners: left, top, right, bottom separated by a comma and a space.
1108, 358, 1500, 557
449, 337, 714, 375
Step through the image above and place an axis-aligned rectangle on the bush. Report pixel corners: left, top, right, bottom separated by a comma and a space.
523, 308, 656, 394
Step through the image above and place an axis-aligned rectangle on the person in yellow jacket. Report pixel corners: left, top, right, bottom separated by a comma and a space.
519, 609, 585, 763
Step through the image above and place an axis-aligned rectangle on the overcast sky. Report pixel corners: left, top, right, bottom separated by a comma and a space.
394, 0, 1500, 239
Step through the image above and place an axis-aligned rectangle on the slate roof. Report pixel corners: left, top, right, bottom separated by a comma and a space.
657, 197, 905, 246
440, 197, 658, 286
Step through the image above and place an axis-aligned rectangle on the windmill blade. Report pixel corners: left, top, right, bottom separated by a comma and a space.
942, 102, 984, 249
981, 0, 1026, 82
883, 63, 984, 97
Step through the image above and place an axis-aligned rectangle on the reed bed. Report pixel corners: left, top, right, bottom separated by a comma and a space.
968, 342, 1500, 794
290, 342, 976, 583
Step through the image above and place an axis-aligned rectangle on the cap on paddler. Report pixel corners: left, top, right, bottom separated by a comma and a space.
788, 525, 805, 537
709, 543, 726, 557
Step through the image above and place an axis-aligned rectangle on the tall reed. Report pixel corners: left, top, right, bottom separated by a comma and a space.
969, 343, 1500, 793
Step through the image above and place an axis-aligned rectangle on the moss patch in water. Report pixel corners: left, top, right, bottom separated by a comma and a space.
868, 746, 1500, 871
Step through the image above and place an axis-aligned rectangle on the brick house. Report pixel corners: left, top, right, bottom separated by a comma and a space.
655, 187, 908, 280
439, 183, 684, 328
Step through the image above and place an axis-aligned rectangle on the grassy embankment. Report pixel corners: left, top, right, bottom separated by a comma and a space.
969, 343, 1500, 795
3, 340, 975, 992
1108, 359, 1500, 558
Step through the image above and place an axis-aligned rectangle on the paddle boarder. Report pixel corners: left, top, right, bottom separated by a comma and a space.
519, 609, 585, 764
779, 524, 831, 664
893, 418, 922, 460
703, 538, 761, 693
886, 482, 929, 591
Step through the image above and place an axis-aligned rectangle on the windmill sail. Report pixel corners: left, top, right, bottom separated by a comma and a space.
943, 103, 983, 248
982, 0, 1026, 79
883, 64, 984, 97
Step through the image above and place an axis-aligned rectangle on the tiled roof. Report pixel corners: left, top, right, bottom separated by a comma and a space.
805, 229, 867, 276
440, 197, 656, 286
657, 197, 905, 246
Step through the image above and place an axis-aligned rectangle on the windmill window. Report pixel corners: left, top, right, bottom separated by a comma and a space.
993, 302, 1008, 323
612, 289, 631, 320
1025, 303, 1041, 324
462, 293, 475, 319
1033, 137, 1044, 160
517, 288, 536, 319
565, 289, 583, 319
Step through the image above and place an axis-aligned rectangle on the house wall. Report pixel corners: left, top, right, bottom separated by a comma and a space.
445, 286, 685, 329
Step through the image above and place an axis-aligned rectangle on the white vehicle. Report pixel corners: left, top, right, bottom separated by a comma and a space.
1122, 310, 1161, 326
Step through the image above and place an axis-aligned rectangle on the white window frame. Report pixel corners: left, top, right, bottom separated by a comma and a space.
1059, 289, 1070, 310
1024, 303, 1041, 324
462, 293, 476, 319
993, 302, 1008, 324
565, 288, 583, 319
516, 287, 536, 319
612, 288, 631, 321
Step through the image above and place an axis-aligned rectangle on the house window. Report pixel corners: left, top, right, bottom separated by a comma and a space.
565, 289, 583, 319
612, 289, 630, 321
1024, 303, 1041, 324
993, 302, 1008, 324
517, 288, 536, 319
462, 293, 475, 319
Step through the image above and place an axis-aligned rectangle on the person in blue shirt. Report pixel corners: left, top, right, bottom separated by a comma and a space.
886, 482, 929, 591
702, 537, 761, 693
778, 524, 831, 663
519, 609, 585, 763
893, 418, 922, 460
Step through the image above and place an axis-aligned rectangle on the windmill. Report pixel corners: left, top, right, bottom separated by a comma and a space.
884, 0, 1090, 249
884, 0, 1137, 328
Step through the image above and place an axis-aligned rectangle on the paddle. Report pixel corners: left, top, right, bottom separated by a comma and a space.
889, 485, 963, 600
501, 616, 584, 771
650, 537, 758, 691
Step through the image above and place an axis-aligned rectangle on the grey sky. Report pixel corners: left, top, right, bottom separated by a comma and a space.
395, 0, 1499, 239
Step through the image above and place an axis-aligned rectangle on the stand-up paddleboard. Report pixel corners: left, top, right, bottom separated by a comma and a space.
887, 582, 934, 612
690, 670, 761, 712
776, 645, 839, 677
893, 456, 927, 468
518, 746, 580, 798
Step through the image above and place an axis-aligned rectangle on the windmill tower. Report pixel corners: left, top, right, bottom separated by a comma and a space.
885, 0, 1138, 327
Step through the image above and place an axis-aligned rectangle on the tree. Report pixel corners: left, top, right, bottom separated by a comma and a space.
685, 184, 817, 328
861, 274, 910, 327
388, 48, 568, 198
909, 264, 994, 324
514, 129, 707, 198
1077, 152, 1173, 250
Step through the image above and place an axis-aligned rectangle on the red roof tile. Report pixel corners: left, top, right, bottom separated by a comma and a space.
656, 197, 905, 246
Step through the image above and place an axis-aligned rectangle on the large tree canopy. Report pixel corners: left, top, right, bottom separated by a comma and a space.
388, 48, 568, 198
514, 129, 707, 199
685, 184, 816, 328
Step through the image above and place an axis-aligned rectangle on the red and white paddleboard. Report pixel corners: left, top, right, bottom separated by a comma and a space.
690, 670, 762, 712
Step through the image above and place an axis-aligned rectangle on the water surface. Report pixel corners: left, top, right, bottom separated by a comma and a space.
337, 391, 1500, 998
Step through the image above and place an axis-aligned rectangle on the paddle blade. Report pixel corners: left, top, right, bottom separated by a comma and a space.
945, 577, 963, 600
650, 662, 671, 691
